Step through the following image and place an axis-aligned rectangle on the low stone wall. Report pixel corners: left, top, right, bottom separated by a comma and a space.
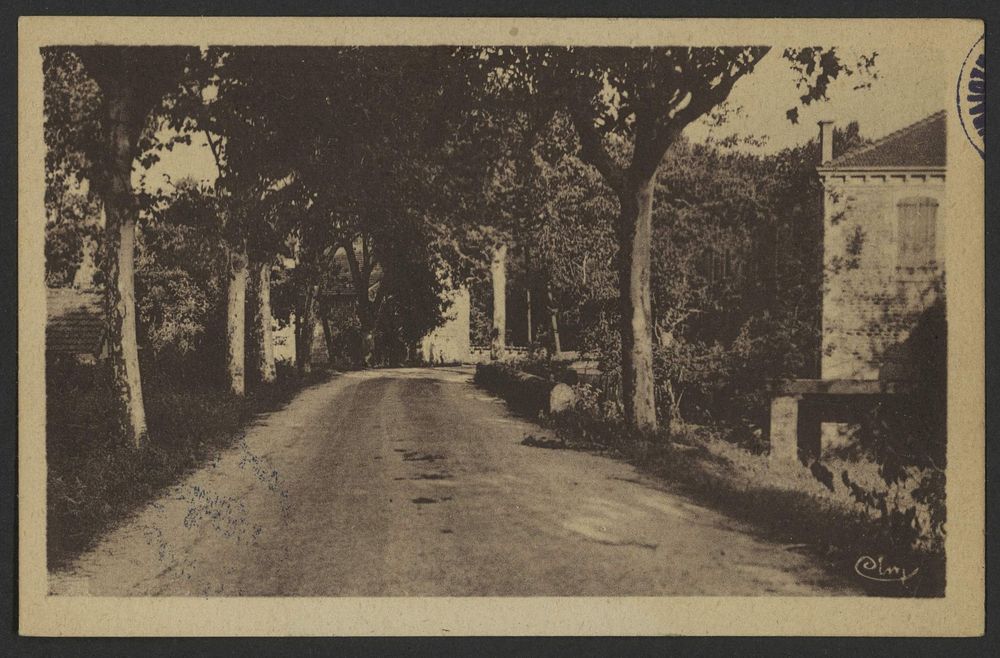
473, 363, 575, 417
468, 346, 530, 364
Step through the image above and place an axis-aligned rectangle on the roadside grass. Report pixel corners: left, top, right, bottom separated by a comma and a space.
476, 363, 944, 597
45, 361, 328, 570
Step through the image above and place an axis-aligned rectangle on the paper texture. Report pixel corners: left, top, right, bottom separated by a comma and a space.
19, 16, 984, 636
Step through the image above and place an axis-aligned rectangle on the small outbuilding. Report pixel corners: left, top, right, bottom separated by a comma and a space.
46, 287, 107, 365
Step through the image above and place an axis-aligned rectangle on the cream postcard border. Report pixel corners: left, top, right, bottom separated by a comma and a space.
18, 16, 985, 636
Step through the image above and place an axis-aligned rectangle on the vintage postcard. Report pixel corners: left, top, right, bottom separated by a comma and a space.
18, 17, 984, 636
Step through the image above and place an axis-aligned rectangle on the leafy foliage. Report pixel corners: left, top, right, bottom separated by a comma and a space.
42, 49, 104, 286
135, 180, 229, 376
43, 44, 942, 574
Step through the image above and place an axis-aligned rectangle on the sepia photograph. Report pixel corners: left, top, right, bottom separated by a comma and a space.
17, 16, 985, 636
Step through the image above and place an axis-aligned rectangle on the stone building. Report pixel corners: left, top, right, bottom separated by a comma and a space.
769, 111, 947, 461
419, 285, 472, 365
819, 111, 946, 381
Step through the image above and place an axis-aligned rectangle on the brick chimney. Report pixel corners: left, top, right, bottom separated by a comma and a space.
818, 120, 834, 164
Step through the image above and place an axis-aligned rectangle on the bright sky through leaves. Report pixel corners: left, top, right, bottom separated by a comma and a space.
140, 42, 949, 193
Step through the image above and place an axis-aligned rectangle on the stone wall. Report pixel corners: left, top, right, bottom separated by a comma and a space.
821, 173, 945, 381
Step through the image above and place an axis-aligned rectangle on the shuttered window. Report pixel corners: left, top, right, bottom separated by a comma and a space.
897, 197, 938, 269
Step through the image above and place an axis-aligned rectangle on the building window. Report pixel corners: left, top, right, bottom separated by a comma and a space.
897, 197, 938, 269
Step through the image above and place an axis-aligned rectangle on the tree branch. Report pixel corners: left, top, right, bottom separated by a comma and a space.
631, 47, 771, 182
567, 103, 626, 196
672, 47, 770, 130
340, 237, 362, 286
631, 50, 679, 177
203, 128, 225, 181
520, 100, 559, 156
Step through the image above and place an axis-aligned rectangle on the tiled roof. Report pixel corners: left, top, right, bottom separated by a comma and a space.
825, 111, 946, 169
47, 287, 105, 355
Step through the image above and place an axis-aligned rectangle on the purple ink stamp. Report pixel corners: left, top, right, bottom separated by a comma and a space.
957, 35, 985, 158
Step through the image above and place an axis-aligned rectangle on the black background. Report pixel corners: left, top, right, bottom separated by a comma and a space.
2, 1, 996, 654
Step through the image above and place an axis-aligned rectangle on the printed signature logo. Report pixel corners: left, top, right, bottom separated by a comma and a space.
957, 35, 985, 158
854, 555, 920, 584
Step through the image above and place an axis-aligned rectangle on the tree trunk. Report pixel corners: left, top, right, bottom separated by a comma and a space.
617, 175, 658, 431
524, 245, 533, 345
358, 305, 375, 368
296, 284, 317, 375
525, 288, 533, 345
342, 239, 377, 368
226, 246, 248, 395
546, 281, 562, 355
253, 261, 276, 385
295, 315, 308, 374
77, 46, 196, 447
103, 198, 148, 447
99, 94, 147, 447
490, 244, 507, 359
321, 315, 335, 365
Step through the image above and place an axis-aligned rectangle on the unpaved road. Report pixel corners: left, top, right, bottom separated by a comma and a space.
50, 367, 856, 596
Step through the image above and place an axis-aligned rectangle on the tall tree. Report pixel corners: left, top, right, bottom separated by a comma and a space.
254, 47, 468, 366
476, 46, 875, 430
159, 47, 304, 390
45, 46, 196, 446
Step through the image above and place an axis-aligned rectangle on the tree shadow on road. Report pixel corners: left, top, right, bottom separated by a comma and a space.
513, 412, 943, 597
